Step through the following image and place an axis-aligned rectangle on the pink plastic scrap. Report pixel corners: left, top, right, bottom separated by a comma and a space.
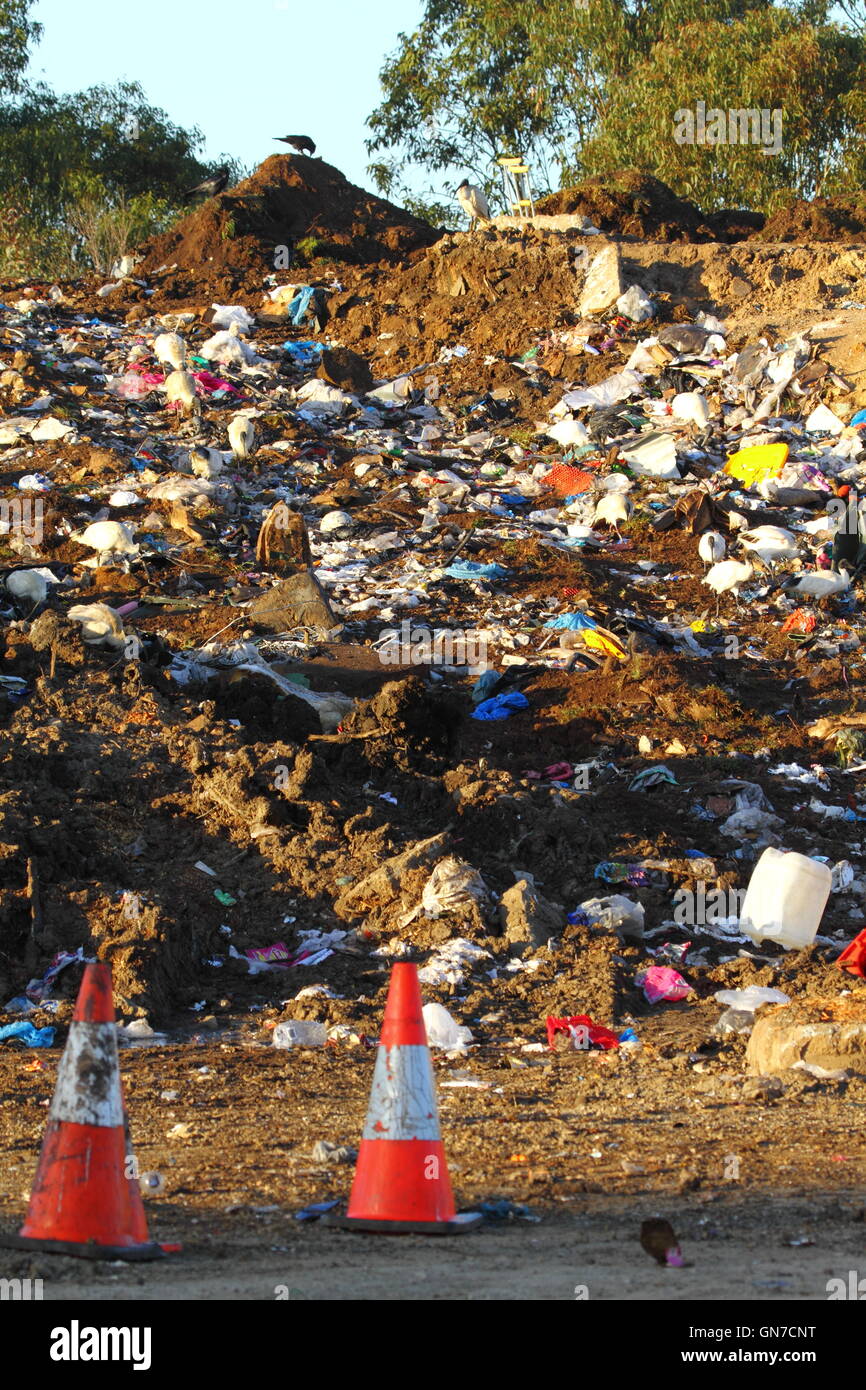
245, 942, 292, 964
637, 965, 692, 1004
192, 370, 241, 396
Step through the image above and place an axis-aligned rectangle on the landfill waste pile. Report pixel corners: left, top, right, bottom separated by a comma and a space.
2, 155, 866, 1295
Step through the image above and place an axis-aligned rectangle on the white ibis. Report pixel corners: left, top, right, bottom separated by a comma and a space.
153, 332, 186, 372
698, 530, 726, 567
456, 180, 491, 231
163, 369, 199, 418
71, 521, 138, 566
702, 559, 754, 614
593, 492, 633, 539
781, 565, 852, 600
228, 414, 255, 460
739, 525, 799, 570
189, 447, 224, 479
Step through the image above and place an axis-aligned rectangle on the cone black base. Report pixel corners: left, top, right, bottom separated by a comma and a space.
0, 1232, 167, 1261
323, 1211, 482, 1235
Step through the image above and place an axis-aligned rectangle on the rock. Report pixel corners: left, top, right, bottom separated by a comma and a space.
579, 244, 623, 316
335, 831, 450, 915
248, 570, 336, 632
500, 878, 562, 955
740, 1074, 784, 1104
747, 1010, 866, 1076
317, 347, 374, 395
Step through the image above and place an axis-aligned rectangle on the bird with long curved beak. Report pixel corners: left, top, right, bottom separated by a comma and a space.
780, 563, 852, 601
702, 558, 753, 616
456, 179, 491, 232
698, 530, 725, 568
739, 524, 799, 572
593, 491, 633, 540
228, 414, 255, 461
153, 332, 186, 372
163, 369, 200, 427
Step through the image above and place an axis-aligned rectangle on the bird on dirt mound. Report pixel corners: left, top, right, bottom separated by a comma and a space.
640, 1218, 685, 1267
275, 135, 316, 155
456, 180, 491, 231
182, 166, 229, 203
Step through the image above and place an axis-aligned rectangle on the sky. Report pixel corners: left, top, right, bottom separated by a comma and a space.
29, 0, 426, 194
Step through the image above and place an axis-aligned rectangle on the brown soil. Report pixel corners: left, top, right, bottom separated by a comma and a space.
140, 154, 441, 279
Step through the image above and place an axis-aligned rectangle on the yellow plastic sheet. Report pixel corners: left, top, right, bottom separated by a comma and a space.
724, 442, 789, 487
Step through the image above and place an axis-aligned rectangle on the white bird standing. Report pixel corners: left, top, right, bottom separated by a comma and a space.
456, 179, 491, 232
163, 369, 199, 419
593, 492, 633, 539
189, 446, 224, 479
228, 414, 255, 461
71, 520, 139, 567
153, 332, 187, 371
739, 525, 799, 571
698, 530, 726, 568
702, 559, 754, 614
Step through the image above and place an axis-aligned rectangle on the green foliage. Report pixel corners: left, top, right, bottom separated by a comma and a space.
367, 0, 866, 214
0, 0, 41, 96
0, 71, 242, 275
295, 235, 322, 261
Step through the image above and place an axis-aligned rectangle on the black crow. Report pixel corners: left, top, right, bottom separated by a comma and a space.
274, 135, 316, 155
182, 166, 230, 203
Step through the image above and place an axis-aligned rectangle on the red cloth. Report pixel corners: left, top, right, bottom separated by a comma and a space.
837, 930, 866, 978
546, 1014, 620, 1051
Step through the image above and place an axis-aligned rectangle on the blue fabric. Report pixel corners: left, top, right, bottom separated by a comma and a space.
544, 612, 596, 631
0, 1021, 55, 1047
286, 287, 316, 326
445, 560, 508, 581
472, 691, 529, 721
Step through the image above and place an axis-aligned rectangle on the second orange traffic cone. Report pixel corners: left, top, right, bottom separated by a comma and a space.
0, 963, 166, 1260
328, 962, 480, 1233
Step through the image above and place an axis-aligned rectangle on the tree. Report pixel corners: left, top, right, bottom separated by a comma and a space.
0, 0, 41, 96
581, 6, 866, 209
367, 0, 866, 215
0, 80, 241, 274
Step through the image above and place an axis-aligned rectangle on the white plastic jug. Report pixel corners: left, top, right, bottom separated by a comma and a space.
738, 847, 831, 950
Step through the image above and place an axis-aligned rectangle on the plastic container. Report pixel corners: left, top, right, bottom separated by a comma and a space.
738, 848, 832, 950
272, 1019, 327, 1049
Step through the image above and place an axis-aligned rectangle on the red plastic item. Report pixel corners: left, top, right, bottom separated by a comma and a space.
837, 929, 866, 978
546, 1014, 620, 1051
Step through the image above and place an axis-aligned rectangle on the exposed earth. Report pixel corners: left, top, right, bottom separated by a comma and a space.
1, 159, 866, 1301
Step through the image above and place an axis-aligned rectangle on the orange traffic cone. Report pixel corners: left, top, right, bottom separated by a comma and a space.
0, 963, 167, 1260
327, 962, 480, 1233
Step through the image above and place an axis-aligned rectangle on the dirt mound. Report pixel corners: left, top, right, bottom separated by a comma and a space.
756, 195, 866, 243
536, 171, 716, 242
331, 227, 582, 373
139, 155, 440, 276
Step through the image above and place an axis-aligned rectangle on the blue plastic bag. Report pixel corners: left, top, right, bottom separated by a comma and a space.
0, 1021, 55, 1048
472, 692, 529, 721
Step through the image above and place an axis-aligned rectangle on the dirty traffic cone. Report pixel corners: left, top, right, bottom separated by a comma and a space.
0, 963, 166, 1260
327, 962, 480, 1233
